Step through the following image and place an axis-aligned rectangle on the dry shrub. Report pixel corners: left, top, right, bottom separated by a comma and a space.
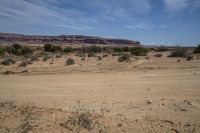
186, 55, 193, 61
60, 101, 106, 133
88, 53, 96, 57
169, 46, 187, 57
1, 58, 16, 65
102, 54, 108, 58
118, 54, 131, 62
97, 56, 102, 60
66, 58, 75, 65
154, 53, 162, 57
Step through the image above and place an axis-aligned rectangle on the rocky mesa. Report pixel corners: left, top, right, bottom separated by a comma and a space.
0, 33, 141, 46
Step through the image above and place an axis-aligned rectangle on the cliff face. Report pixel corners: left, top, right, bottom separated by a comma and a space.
0, 33, 141, 46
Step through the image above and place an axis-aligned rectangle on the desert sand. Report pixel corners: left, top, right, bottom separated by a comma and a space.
0, 52, 200, 133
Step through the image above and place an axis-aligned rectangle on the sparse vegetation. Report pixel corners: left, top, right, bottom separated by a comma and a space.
154, 53, 162, 57
66, 58, 75, 65
0, 47, 5, 56
5, 44, 33, 56
130, 47, 148, 56
1, 58, 16, 65
156, 46, 168, 52
168, 46, 187, 57
44, 44, 61, 52
118, 53, 131, 62
194, 44, 200, 59
186, 53, 193, 61
60, 101, 106, 132
18, 60, 32, 67
88, 53, 96, 57
63, 46, 73, 53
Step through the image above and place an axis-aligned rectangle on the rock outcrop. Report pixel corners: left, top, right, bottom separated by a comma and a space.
0, 33, 141, 46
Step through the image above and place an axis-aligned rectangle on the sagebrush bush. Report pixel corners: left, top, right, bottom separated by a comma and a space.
154, 53, 162, 57
88, 53, 96, 57
63, 47, 73, 53
44, 44, 62, 52
1, 59, 16, 65
118, 54, 131, 62
5, 44, 33, 56
130, 47, 148, 56
18, 61, 29, 67
66, 58, 75, 65
0, 47, 5, 56
168, 46, 187, 57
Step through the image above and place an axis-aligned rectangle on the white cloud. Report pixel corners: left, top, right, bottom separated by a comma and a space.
124, 22, 155, 30
164, 0, 200, 12
0, 0, 95, 31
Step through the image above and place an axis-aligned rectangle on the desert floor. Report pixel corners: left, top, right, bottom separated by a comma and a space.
0, 52, 200, 133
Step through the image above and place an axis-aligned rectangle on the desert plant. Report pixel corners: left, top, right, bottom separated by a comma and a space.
168, 46, 187, 57
186, 53, 193, 61
130, 47, 148, 56
59, 101, 106, 132
88, 53, 96, 57
63, 47, 73, 53
44, 44, 61, 52
55, 54, 62, 58
156, 46, 168, 52
29, 56, 39, 62
102, 54, 108, 58
194, 44, 200, 59
75, 53, 86, 58
66, 58, 75, 65
0, 47, 5, 56
154, 53, 162, 57
42, 56, 48, 61
113, 47, 122, 53
18, 61, 29, 67
88, 46, 102, 53
97, 56, 102, 60
118, 53, 131, 62
5, 44, 33, 56
1, 58, 16, 65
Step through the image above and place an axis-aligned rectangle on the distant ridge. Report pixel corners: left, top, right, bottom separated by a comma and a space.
0, 33, 141, 46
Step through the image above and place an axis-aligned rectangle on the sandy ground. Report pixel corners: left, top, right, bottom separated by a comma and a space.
0, 52, 200, 132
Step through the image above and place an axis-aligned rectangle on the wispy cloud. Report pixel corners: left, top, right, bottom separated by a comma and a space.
0, 0, 95, 31
164, 0, 200, 12
124, 22, 155, 30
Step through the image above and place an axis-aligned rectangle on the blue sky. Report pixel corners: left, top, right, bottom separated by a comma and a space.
0, 0, 200, 46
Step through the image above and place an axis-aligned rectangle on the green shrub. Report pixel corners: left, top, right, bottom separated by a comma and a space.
44, 44, 62, 52
5, 44, 33, 56
0, 47, 5, 55
66, 58, 75, 65
118, 54, 131, 62
122, 47, 131, 52
63, 47, 73, 53
1, 59, 16, 65
130, 47, 148, 56
114, 47, 122, 53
